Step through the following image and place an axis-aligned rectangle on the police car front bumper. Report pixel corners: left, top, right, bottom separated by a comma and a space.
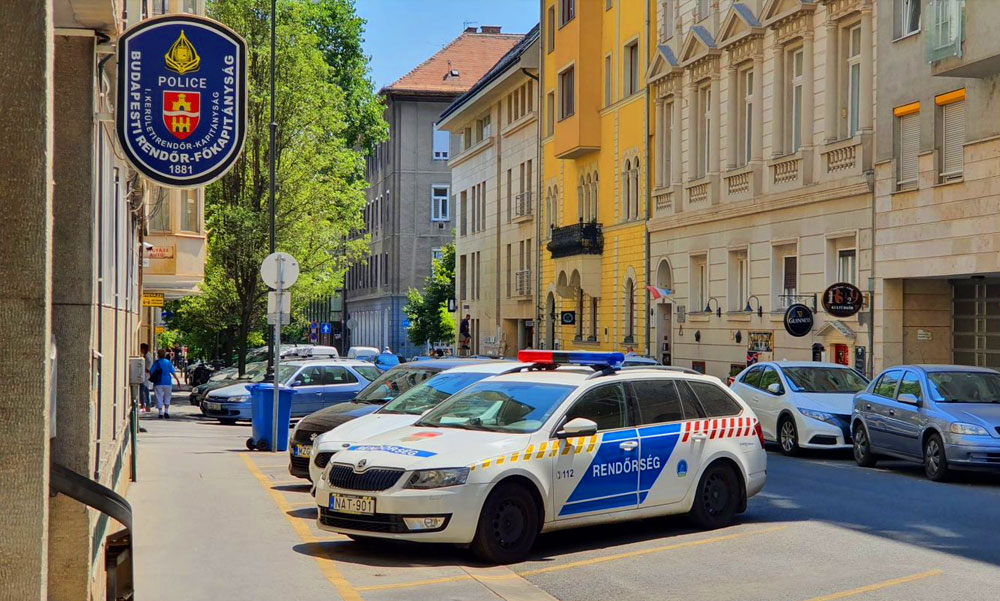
315, 483, 489, 543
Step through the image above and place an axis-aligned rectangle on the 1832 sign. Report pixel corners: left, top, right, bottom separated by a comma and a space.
117, 15, 247, 187
822, 282, 864, 318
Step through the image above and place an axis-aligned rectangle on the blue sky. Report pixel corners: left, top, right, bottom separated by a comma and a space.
356, 0, 539, 90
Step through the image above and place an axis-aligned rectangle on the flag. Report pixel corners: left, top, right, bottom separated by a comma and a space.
646, 286, 672, 300
747, 351, 759, 366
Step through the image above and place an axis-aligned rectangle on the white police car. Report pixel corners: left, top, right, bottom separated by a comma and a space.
314, 351, 767, 563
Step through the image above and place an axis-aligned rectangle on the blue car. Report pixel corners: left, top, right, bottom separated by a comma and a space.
202, 359, 381, 424
852, 365, 1000, 481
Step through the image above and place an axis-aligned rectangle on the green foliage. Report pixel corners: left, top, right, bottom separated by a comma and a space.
171, 0, 383, 370
403, 243, 457, 347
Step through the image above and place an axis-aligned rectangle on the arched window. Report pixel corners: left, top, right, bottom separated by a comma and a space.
576, 289, 584, 340
625, 278, 636, 342
548, 186, 558, 232
623, 159, 632, 221
589, 296, 598, 341
591, 172, 599, 223
583, 174, 591, 222
577, 177, 585, 222
632, 159, 641, 219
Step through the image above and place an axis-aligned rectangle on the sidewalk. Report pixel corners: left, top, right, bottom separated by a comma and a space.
129, 401, 345, 601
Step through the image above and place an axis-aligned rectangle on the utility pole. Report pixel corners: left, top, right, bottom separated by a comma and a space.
266, 0, 278, 383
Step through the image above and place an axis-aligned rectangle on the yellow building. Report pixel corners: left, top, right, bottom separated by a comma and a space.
538, 0, 652, 353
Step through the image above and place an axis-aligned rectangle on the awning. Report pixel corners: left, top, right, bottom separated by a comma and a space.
816, 320, 856, 340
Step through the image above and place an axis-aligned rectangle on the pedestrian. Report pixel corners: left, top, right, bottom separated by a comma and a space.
460, 314, 471, 354
140, 343, 153, 412
149, 348, 181, 419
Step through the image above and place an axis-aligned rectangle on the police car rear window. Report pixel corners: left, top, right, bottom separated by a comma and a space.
688, 381, 743, 417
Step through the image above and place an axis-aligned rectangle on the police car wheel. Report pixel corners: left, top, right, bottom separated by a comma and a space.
471, 483, 539, 564
689, 463, 740, 530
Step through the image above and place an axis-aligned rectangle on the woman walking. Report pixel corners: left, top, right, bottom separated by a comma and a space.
150, 348, 181, 419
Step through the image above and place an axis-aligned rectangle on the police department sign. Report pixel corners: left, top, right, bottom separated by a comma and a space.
117, 15, 246, 187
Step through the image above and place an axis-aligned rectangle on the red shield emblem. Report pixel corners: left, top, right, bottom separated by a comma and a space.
162, 91, 200, 140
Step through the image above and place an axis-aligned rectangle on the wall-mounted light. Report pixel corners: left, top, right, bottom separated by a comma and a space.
705, 297, 721, 317
744, 295, 763, 318
694, 330, 701, 343
735, 330, 742, 344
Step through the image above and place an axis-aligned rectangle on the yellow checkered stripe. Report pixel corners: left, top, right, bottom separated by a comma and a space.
468, 435, 600, 471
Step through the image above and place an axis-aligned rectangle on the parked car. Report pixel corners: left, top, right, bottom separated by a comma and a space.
347, 346, 380, 363
201, 359, 381, 424
852, 365, 1000, 481
374, 352, 401, 372
190, 362, 267, 406
287, 359, 500, 478
731, 361, 869, 455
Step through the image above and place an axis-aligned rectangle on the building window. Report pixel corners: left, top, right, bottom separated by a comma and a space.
624, 41, 639, 97
624, 278, 636, 342
738, 67, 753, 167
661, 1, 674, 41
460, 190, 468, 235
789, 47, 804, 152
507, 244, 513, 298
698, 83, 712, 177
847, 26, 862, 137
475, 114, 491, 142
660, 100, 673, 186
607, 0, 613, 9
622, 159, 632, 220
148, 190, 170, 232
431, 185, 449, 221
838, 249, 856, 285
546, 91, 556, 136
938, 91, 965, 181
605, 54, 613, 107
547, 5, 556, 53
560, 0, 575, 26
899, 0, 921, 37
895, 104, 920, 188
691, 255, 708, 312
432, 247, 443, 262
631, 159, 640, 219
460, 254, 467, 300
180, 189, 199, 233
771, 249, 798, 310
432, 126, 449, 160
559, 67, 575, 120
728, 250, 748, 312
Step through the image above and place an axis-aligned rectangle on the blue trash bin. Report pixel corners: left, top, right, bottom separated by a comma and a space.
247, 383, 293, 451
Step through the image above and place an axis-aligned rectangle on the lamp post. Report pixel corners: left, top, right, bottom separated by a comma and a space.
744, 295, 763, 318
704, 297, 722, 318
266, 0, 278, 383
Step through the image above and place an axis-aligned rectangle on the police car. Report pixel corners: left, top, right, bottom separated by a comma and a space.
314, 351, 767, 563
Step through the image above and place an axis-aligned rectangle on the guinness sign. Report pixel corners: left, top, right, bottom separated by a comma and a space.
783, 304, 814, 338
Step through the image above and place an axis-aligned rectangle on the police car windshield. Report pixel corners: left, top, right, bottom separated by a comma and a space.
380, 372, 493, 416
352, 368, 438, 404
783, 367, 868, 393
416, 381, 574, 433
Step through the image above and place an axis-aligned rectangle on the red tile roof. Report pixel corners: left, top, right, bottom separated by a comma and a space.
383, 28, 524, 96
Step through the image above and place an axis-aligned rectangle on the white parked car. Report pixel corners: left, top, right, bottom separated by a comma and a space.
730, 361, 870, 455
314, 351, 767, 563
307, 361, 530, 483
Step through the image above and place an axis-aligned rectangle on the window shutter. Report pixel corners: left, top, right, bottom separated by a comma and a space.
942, 100, 965, 178
783, 256, 797, 290
898, 113, 919, 184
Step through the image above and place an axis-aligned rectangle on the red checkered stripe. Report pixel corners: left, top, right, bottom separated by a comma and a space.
681, 416, 757, 442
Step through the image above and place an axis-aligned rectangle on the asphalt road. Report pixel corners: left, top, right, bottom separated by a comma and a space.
133, 404, 1000, 601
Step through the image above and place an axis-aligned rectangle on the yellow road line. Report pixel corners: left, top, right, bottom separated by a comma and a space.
240, 453, 362, 601
356, 525, 788, 593
463, 566, 560, 601
800, 569, 944, 601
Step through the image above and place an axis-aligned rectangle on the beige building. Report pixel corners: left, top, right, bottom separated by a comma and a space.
874, 0, 1000, 371
646, 0, 875, 380
439, 28, 540, 357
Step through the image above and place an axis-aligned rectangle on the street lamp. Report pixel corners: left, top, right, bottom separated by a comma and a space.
704, 297, 721, 317
744, 295, 763, 317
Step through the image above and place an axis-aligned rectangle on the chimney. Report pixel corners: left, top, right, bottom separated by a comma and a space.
464, 26, 477, 33
479, 26, 502, 34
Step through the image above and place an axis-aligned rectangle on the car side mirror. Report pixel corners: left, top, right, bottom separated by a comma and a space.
898, 393, 921, 406
557, 417, 598, 438
290, 379, 302, 387
767, 383, 783, 395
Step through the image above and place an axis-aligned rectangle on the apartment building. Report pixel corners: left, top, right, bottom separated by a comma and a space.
874, 0, 1000, 371
346, 27, 521, 357
538, 0, 651, 352
643, 0, 875, 379
439, 27, 540, 357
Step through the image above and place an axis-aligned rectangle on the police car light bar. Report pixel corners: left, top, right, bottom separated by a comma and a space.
517, 350, 625, 368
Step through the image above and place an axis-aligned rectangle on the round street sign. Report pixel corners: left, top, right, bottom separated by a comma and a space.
822, 282, 864, 318
260, 252, 299, 289
117, 15, 247, 187
783, 304, 814, 337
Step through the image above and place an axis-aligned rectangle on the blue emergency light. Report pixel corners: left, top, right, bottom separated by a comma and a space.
517, 350, 625, 368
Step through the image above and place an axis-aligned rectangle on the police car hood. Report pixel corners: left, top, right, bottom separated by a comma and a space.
332, 425, 525, 470
314, 413, 421, 452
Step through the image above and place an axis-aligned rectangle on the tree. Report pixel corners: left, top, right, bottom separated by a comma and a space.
173, 0, 378, 372
403, 243, 457, 348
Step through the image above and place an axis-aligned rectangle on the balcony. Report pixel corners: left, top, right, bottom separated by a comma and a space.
547, 221, 603, 259
652, 187, 675, 217
515, 269, 532, 297
724, 168, 753, 203
769, 154, 805, 190
513, 191, 533, 222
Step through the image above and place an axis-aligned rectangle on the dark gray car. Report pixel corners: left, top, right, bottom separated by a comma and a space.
852, 365, 1000, 481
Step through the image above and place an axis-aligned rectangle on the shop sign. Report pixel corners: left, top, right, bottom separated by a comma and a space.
148, 245, 175, 259
747, 331, 773, 353
822, 282, 864, 318
117, 15, 247, 187
783, 304, 814, 337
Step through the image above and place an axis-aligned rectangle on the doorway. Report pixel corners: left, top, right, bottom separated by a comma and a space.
656, 303, 672, 365
546, 292, 556, 350
833, 343, 850, 366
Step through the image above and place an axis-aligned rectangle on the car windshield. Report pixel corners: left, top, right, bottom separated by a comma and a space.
244, 362, 268, 382
277, 364, 301, 384
927, 372, 1000, 403
352, 367, 438, 404
353, 365, 381, 382
416, 381, 574, 433
783, 367, 869, 393
209, 368, 237, 382
380, 372, 495, 416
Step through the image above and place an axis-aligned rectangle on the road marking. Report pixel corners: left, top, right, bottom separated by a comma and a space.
463, 566, 560, 601
800, 569, 944, 601
241, 453, 362, 601
356, 525, 788, 593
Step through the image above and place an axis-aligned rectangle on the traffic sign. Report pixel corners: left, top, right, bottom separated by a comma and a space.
142, 292, 165, 307
402, 318, 412, 329
320, 323, 332, 335
260, 252, 299, 290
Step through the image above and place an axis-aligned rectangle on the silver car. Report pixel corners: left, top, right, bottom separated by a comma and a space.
852, 365, 1000, 481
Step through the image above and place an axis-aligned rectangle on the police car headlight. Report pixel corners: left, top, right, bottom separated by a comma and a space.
405, 468, 470, 489
797, 408, 837, 425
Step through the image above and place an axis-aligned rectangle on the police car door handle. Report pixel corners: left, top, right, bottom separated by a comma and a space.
619, 441, 638, 451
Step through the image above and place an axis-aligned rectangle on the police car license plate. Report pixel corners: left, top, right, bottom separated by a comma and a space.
205, 402, 221, 411
292, 444, 311, 458
331, 494, 375, 515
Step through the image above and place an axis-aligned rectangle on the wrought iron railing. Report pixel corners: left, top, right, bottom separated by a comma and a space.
546, 221, 604, 258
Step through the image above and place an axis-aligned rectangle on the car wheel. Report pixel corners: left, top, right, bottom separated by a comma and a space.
689, 462, 741, 530
778, 416, 800, 456
853, 423, 877, 467
924, 433, 951, 482
218, 418, 237, 426
471, 482, 539, 564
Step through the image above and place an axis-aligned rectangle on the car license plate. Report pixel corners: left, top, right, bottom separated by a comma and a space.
205, 402, 221, 411
293, 444, 311, 458
331, 494, 375, 515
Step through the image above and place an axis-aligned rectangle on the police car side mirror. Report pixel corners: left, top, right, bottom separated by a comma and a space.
557, 417, 598, 438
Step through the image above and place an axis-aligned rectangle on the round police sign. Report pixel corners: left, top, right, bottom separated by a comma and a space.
117, 15, 247, 187
783, 303, 814, 338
